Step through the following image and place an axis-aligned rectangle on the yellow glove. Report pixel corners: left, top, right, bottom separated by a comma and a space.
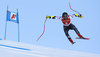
74, 14, 83, 18
79, 14, 83, 18
46, 15, 50, 19
46, 15, 55, 19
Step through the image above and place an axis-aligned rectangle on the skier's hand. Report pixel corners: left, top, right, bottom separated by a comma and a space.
74, 14, 83, 18
46, 15, 56, 19
78, 14, 83, 18
46, 15, 50, 19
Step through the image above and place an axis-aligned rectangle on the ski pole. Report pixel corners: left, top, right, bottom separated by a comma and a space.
68, 2, 80, 15
37, 18, 47, 42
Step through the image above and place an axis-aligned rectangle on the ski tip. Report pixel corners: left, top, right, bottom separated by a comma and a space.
76, 37, 80, 39
85, 38, 90, 40
76, 37, 90, 40
76, 38, 79, 39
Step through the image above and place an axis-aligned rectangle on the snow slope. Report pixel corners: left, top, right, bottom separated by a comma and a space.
0, 40, 100, 57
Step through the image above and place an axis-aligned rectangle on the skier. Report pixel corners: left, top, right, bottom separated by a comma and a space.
46, 12, 84, 44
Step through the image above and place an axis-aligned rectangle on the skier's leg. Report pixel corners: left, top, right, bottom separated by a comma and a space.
63, 26, 74, 44
71, 24, 83, 38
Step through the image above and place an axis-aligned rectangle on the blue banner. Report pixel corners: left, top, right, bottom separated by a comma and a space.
7, 11, 19, 23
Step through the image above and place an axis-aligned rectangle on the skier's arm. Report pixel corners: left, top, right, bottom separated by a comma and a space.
71, 14, 83, 18
46, 15, 62, 19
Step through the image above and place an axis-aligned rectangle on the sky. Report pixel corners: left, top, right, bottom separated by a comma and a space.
0, 0, 100, 54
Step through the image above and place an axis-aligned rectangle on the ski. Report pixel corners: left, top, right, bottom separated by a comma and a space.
76, 37, 90, 40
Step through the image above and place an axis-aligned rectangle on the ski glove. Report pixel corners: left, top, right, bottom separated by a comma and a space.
78, 14, 83, 18
74, 14, 83, 18
46, 15, 50, 19
46, 15, 56, 19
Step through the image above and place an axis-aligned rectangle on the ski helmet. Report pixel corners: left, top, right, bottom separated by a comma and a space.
62, 12, 68, 18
